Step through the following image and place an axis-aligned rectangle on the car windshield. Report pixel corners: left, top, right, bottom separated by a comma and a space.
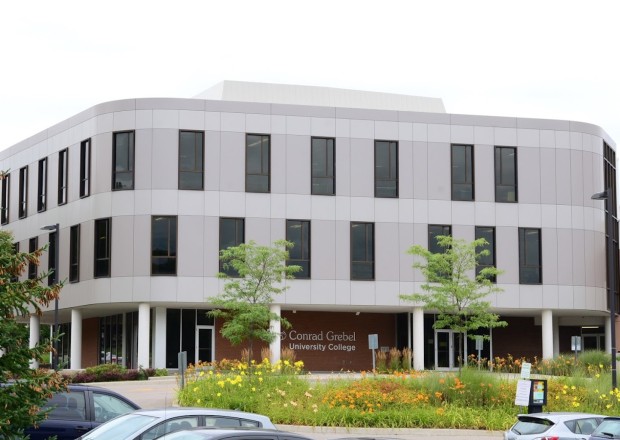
511, 416, 553, 435
592, 419, 620, 438
81, 413, 157, 440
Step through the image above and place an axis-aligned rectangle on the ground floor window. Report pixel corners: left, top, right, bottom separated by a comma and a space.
166, 309, 214, 368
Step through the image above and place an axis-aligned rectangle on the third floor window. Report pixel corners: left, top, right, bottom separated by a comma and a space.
70, 224, 80, 283
113, 131, 135, 190
452, 144, 474, 201
80, 139, 91, 198
246, 134, 270, 193
58, 148, 68, 205
1, 174, 9, 225
286, 219, 310, 278
37, 158, 47, 212
375, 140, 398, 198
495, 146, 517, 202
94, 218, 111, 278
152, 216, 177, 276
179, 131, 204, 190
18, 166, 28, 219
311, 137, 335, 195
219, 217, 245, 277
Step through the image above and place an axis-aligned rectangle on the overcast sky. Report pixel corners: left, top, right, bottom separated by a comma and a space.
1, 0, 618, 150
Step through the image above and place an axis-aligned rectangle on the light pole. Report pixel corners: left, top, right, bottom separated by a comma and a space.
592, 189, 617, 389
41, 223, 59, 370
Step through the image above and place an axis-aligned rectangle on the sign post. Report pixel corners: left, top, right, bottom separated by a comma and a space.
368, 334, 378, 370
475, 336, 483, 369
571, 336, 582, 361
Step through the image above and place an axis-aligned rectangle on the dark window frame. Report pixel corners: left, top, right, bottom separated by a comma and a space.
80, 138, 91, 198
1, 173, 9, 225
151, 216, 178, 276
451, 144, 475, 201
519, 227, 542, 284
94, 218, 111, 278
178, 130, 205, 190
311, 137, 336, 196
428, 224, 452, 254
70, 224, 80, 283
28, 237, 38, 280
112, 131, 135, 191
37, 158, 47, 212
219, 217, 245, 277
475, 226, 496, 283
18, 166, 28, 219
374, 140, 399, 198
286, 219, 311, 278
350, 222, 375, 280
58, 148, 68, 206
495, 146, 518, 203
245, 134, 270, 193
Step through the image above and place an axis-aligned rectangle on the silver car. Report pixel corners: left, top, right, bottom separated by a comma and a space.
504, 412, 606, 440
155, 428, 312, 440
77, 408, 276, 440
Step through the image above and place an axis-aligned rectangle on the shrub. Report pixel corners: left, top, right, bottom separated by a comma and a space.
389, 348, 402, 371
375, 350, 387, 372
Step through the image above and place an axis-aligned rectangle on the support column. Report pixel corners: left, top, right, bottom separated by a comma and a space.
29, 314, 40, 369
153, 307, 167, 369
542, 309, 554, 360
70, 309, 82, 370
553, 317, 560, 357
269, 305, 281, 365
138, 303, 151, 368
413, 307, 425, 371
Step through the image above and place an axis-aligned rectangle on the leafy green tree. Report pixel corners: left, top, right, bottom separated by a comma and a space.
400, 235, 507, 371
0, 228, 66, 439
208, 240, 301, 363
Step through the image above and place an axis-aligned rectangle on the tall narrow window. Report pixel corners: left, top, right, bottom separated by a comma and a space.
475, 226, 496, 282
245, 134, 270, 193
286, 220, 310, 278
113, 131, 135, 190
452, 144, 474, 201
94, 218, 111, 278
18, 166, 28, 219
311, 137, 335, 195
375, 140, 398, 197
351, 222, 374, 280
495, 146, 518, 202
428, 224, 452, 254
37, 158, 47, 212
28, 237, 37, 280
1, 173, 9, 224
58, 148, 68, 205
152, 216, 177, 275
219, 218, 244, 277
70, 224, 80, 283
80, 139, 91, 198
179, 131, 204, 190
519, 228, 542, 284
47, 231, 56, 286
11, 242, 19, 282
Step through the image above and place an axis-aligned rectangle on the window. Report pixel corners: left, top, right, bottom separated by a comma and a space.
37, 158, 47, 212
495, 146, 517, 202
219, 218, 244, 277
80, 139, 91, 198
70, 225, 80, 283
11, 242, 19, 282
311, 137, 335, 195
428, 224, 451, 254
152, 216, 177, 275
47, 231, 57, 286
179, 131, 204, 190
28, 237, 37, 279
452, 144, 474, 201
18, 166, 28, 218
1, 173, 9, 224
475, 226, 496, 282
58, 148, 68, 205
375, 140, 398, 197
94, 218, 111, 278
113, 131, 135, 190
351, 222, 374, 280
286, 220, 310, 278
519, 228, 542, 284
245, 134, 270, 193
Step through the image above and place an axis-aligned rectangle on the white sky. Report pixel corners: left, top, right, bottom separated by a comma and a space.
1, 0, 618, 150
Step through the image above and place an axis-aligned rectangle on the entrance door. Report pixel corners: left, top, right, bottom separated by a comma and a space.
435, 330, 465, 370
195, 326, 214, 365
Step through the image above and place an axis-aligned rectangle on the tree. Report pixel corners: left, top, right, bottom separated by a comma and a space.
0, 228, 66, 439
208, 240, 301, 364
400, 235, 507, 371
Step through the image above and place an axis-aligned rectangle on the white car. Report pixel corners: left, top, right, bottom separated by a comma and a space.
504, 412, 606, 439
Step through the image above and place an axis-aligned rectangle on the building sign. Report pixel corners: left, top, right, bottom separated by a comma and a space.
281, 330, 357, 352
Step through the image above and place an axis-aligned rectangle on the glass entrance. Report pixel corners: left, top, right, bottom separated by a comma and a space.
195, 326, 214, 365
435, 330, 465, 370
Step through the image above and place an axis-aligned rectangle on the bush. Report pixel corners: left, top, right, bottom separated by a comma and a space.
66, 364, 162, 383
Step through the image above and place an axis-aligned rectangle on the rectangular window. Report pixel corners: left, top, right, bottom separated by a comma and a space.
311, 137, 335, 195
495, 146, 518, 202
37, 158, 47, 212
70, 225, 80, 283
179, 131, 204, 190
80, 139, 91, 198
375, 140, 398, 198
245, 134, 270, 193
1, 173, 9, 225
452, 144, 474, 201
428, 224, 452, 254
94, 218, 111, 278
28, 237, 37, 280
47, 231, 57, 286
519, 228, 542, 284
351, 222, 374, 280
475, 226, 496, 282
113, 131, 135, 190
219, 218, 244, 277
18, 166, 28, 218
58, 148, 68, 205
286, 220, 310, 278
152, 216, 177, 275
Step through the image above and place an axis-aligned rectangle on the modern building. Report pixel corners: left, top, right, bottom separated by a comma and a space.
0, 81, 617, 371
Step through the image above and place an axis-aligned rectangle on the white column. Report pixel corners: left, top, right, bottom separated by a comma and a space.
413, 307, 425, 371
29, 314, 40, 369
70, 309, 82, 370
553, 317, 560, 357
269, 305, 281, 365
153, 307, 167, 369
606, 317, 613, 354
542, 309, 554, 359
138, 303, 151, 368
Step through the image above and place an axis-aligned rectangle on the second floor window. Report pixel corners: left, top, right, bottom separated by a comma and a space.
495, 146, 517, 202
28, 237, 38, 280
428, 224, 452, 254
179, 131, 204, 190
375, 140, 398, 198
519, 228, 542, 284
152, 216, 177, 275
351, 222, 374, 280
311, 137, 335, 195
246, 134, 270, 193
286, 220, 310, 278
1, 174, 9, 225
18, 166, 28, 219
452, 144, 474, 201
70, 225, 80, 283
37, 158, 47, 212
80, 139, 91, 198
113, 131, 135, 190
475, 226, 496, 282
58, 148, 68, 205
219, 217, 244, 277
94, 218, 111, 278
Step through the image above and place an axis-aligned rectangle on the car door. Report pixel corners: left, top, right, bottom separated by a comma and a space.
26, 390, 93, 440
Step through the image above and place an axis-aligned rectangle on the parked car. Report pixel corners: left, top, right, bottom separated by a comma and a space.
590, 416, 620, 439
77, 408, 277, 440
504, 412, 606, 440
154, 428, 312, 440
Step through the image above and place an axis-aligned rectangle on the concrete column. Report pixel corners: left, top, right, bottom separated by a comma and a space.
153, 307, 167, 369
553, 317, 560, 357
138, 303, 151, 368
542, 309, 554, 360
269, 304, 281, 365
70, 309, 82, 370
606, 317, 612, 354
29, 314, 40, 369
413, 307, 425, 370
